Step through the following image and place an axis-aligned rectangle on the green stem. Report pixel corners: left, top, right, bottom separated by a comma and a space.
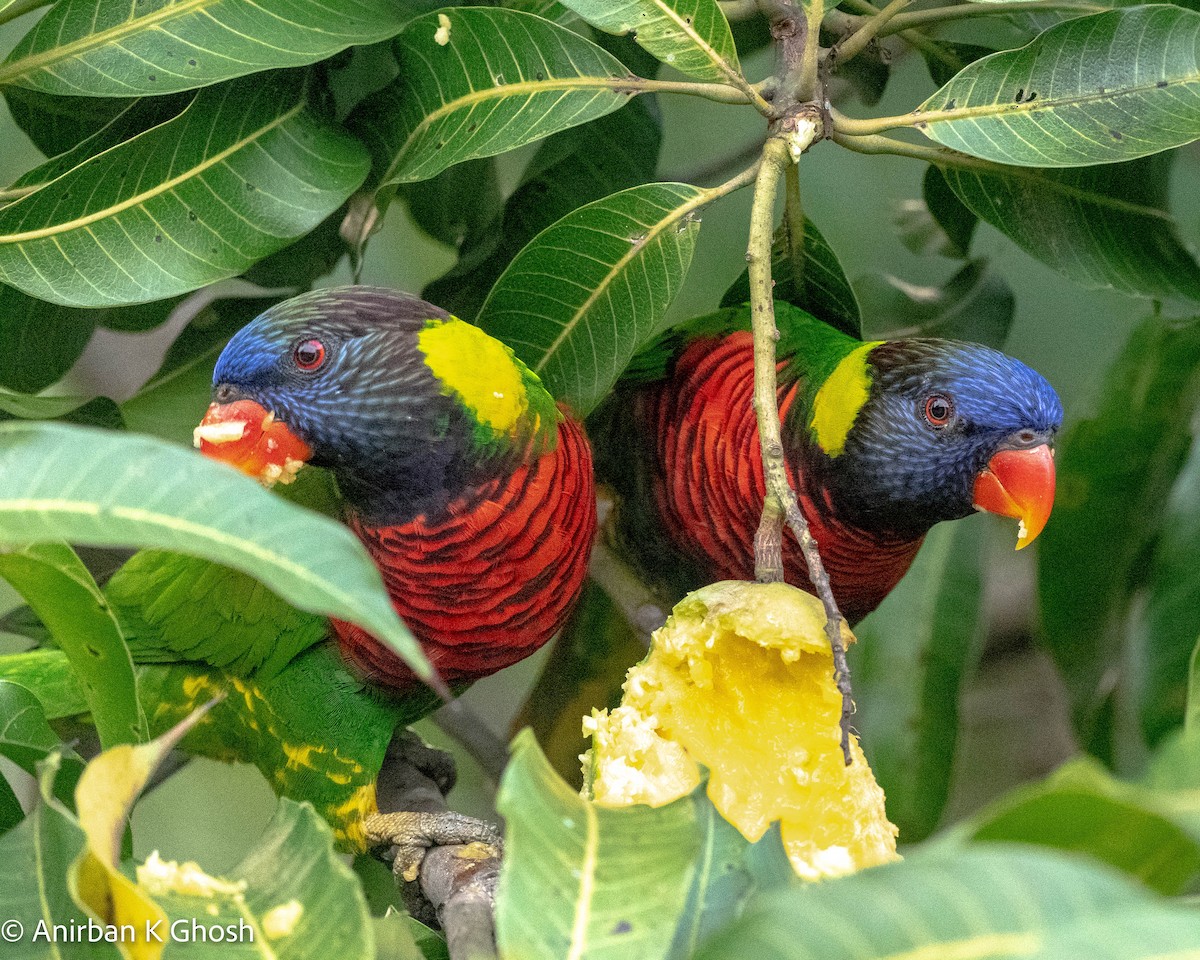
880, 0, 1103, 35
0, 0, 49, 28
0, 183, 39, 205
834, 0, 912, 65
631, 76, 762, 109
835, 0, 966, 63
798, 0, 825, 103
746, 136, 854, 764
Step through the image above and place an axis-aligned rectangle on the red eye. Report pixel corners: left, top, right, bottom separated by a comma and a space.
294, 338, 325, 371
924, 394, 953, 427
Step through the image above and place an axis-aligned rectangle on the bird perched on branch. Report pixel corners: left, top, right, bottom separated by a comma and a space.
593, 303, 1062, 623
194, 285, 597, 689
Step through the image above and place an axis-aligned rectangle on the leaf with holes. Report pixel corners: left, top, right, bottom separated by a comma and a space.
0, 0, 414, 97
918, 7, 1200, 166
0, 421, 431, 684
477, 182, 705, 416
559, 0, 739, 82
352, 8, 635, 187
0, 72, 368, 307
940, 153, 1200, 303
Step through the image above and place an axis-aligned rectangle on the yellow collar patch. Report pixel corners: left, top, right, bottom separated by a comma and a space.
810, 342, 881, 457
417, 319, 528, 436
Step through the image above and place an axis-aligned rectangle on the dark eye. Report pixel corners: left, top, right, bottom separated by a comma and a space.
924, 394, 953, 427
293, 338, 325, 371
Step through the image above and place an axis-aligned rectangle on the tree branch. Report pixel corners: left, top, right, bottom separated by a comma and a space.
832, 0, 912, 66
746, 136, 855, 764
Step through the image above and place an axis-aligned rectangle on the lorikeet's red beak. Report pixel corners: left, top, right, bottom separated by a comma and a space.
193, 399, 312, 488
972, 444, 1056, 550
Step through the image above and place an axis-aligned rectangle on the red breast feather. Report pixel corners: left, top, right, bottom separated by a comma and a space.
332, 415, 597, 689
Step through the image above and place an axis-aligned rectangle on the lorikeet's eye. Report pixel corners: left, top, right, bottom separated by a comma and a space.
924, 394, 953, 427
293, 339, 326, 371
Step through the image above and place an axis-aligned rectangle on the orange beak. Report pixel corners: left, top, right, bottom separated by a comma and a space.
972, 444, 1056, 550
193, 399, 312, 488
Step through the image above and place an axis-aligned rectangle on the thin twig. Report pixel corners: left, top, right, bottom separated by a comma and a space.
0, 0, 48, 29
879, 0, 1102, 35
746, 137, 854, 764
832, 0, 913, 65
836, 0, 966, 65
432, 699, 509, 784
588, 541, 666, 643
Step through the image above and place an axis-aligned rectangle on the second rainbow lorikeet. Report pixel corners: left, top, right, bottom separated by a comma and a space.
593, 303, 1063, 623
194, 285, 597, 690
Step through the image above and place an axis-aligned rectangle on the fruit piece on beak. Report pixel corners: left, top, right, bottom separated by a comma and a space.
972, 444, 1056, 550
194, 399, 311, 488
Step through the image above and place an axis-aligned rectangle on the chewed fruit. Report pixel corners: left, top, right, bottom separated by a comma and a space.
582, 580, 899, 881
194, 399, 311, 488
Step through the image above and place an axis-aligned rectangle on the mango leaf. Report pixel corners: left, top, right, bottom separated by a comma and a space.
720, 216, 861, 339
559, 0, 740, 82
858, 259, 1014, 347
0, 421, 432, 684
965, 757, 1200, 894
424, 97, 662, 322
922, 164, 978, 257
941, 153, 1200, 303
921, 39, 994, 89
496, 730, 699, 960
850, 522, 985, 842
478, 181, 705, 416
1039, 315, 1200, 756
0, 678, 84, 803
1132, 436, 1200, 745
145, 799, 373, 959
0, 73, 369, 307
0, 543, 148, 749
352, 8, 634, 187
918, 7, 1200, 166
0, 0, 413, 97
0, 285, 98, 394
0, 754, 124, 960
4, 87, 134, 157
0, 649, 89, 719
695, 846, 1200, 960
401, 158, 503, 249
0, 777, 20, 833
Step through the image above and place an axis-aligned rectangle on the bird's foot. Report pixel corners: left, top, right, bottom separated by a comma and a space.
364, 810, 503, 883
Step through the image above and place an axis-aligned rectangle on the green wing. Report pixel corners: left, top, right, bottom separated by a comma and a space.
105, 549, 328, 682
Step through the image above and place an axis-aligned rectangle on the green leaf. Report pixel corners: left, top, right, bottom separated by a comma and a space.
0, 421, 431, 684
401, 158, 503, 249
496, 730, 699, 960
966, 757, 1200, 894
0, 776, 20, 833
941, 153, 1200, 302
352, 8, 635, 186
3, 86, 133, 157
0, 755, 123, 960
1131, 436, 1200, 745
720, 216, 861, 339
694, 846, 1200, 960
920, 39, 994, 90
424, 97, 662, 322
0, 678, 84, 801
0, 649, 90, 719
1039, 315, 1200, 753
0, 0, 414, 97
478, 182, 705, 416
559, 0, 740, 82
147, 799, 373, 959
919, 7, 1200, 166
923, 164, 977, 257
0, 73, 369, 307
858, 259, 1014, 347
0, 285, 98, 394
0, 543, 148, 749
850, 522, 985, 841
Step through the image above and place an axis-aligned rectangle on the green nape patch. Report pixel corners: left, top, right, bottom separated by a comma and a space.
810, 342, 881, 457
417, 319, 560, 451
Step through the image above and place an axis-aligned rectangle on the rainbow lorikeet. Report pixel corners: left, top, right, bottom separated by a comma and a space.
193, 285, 597, 689
593, 303, 1062, 623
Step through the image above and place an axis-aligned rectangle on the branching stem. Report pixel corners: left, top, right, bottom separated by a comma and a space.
746, 137, 854, 764
833, 0, 912, 65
